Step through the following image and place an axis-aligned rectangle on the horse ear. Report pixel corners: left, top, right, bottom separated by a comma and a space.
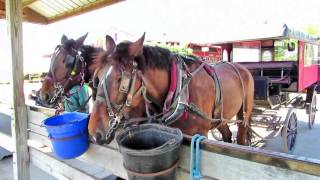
75, 33, 88, 49
105, 35, 116, 54
129, 32, 145, 57
61, 34, 68, 44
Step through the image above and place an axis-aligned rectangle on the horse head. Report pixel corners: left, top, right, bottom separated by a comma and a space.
39, 33, 88, 106
88, 34, 148, 144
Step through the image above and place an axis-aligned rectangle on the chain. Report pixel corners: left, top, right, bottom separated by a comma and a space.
49, 84, 64, 104
105, 115, 121, 140
78, 54, 86, 87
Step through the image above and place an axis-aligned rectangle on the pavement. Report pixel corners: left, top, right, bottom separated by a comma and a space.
209, 93, 320, 159
0, 156, 57, 180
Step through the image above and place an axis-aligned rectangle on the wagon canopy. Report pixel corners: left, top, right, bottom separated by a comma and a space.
0, 0, 122, 24
210, 23, 320, 45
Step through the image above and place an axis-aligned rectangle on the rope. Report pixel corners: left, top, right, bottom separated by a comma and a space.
190, 134, 207, 180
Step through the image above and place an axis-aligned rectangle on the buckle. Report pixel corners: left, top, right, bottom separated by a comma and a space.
108, 111, 114, 117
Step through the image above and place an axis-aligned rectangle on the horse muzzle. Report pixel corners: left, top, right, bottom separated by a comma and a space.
90, 130, 115, 145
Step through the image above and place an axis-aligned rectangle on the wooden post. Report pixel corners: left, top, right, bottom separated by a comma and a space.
6, 0, 30, 179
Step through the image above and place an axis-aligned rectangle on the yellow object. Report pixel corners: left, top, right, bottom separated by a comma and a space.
71, 70, 76, 76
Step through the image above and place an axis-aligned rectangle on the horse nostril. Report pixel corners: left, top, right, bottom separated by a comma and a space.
95, 132, 105, 145
44, 93, 49, 101
40, 92, 49, 102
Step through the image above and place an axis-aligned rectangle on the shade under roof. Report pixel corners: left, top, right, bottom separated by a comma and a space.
0, 0, 123, 24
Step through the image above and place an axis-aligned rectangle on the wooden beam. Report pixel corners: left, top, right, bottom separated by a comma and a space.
22, 0, 38, 7
27, 105, 320, 179
0, 1, 4, 10
6, 0, 30, 180
48, 0, 123, 23
22, 7, 48, 24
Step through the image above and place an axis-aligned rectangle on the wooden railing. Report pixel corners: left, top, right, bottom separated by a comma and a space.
27, 105, 320, 180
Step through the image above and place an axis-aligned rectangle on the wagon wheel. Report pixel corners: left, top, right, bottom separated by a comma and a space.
308, 92, 317, 129
210, 129, 223, 141
281, 108, 298, 153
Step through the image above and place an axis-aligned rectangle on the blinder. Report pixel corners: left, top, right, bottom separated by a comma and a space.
119, 71, 132, 93
65, 54, 76, 69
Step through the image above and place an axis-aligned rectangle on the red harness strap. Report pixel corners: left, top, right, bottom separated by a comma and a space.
163, 61, 178, 112
163, 60, 190, 121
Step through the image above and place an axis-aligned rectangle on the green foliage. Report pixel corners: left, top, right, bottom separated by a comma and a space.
304, 24, 320, 36
147, 42, 193, 56
274, 39, 298, 61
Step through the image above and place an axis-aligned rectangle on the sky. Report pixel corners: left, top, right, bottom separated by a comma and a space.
1, 0, 320, 81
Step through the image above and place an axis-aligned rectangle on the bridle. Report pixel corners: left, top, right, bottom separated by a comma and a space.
95, 61, 146, 142
48, 45, 86, 104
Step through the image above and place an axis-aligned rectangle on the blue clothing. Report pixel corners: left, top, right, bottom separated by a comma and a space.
64, 85, 89, 113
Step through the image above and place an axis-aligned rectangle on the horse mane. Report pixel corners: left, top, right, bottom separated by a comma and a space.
80, 45, 104, 82
90, 50, 110, 74
115, 42, 172, 71
90, 41, 198, 74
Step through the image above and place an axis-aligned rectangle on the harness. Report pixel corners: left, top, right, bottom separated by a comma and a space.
97, 54, 247, 143
47, 45, 90, 113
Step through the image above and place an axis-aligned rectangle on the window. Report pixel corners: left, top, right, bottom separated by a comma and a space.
261, 49, 273, 61
222, 49, 228, 62
274, 39, 298, 61
232, 41, 261, 62
304, 43, 320, 66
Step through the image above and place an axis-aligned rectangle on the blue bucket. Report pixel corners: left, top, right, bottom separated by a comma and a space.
42, 112, 89, 159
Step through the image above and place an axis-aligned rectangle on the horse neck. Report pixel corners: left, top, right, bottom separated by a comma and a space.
143, 68, 170, 105
81, 46, 101, 82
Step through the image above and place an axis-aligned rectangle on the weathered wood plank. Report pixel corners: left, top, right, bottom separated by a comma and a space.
79, 143, 127, 179
6, 0, 29, 179
27, 107, 51, 126
28, 123, 48, 137
29, 129, 320, 179
48, 0, 123, 24
27, 106, 320, 179
28, 131, 51, 148
30, 148, 97, 180
182, 136, 320, 177
29, 136, 112, 179
178, 144, 319, 180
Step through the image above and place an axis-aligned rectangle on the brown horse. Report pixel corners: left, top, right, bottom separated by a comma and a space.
88, 34, 254, 145
40, 34, 103, 107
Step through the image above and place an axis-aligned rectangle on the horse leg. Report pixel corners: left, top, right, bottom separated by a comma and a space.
217, 123, 232, 143
236, 103, 253, 145
236, 108, 247, 145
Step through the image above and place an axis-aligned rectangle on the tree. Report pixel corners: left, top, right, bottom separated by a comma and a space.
304, 24, 320, 36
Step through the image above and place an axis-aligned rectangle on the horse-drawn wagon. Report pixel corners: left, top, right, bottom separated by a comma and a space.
211, 24, 319, 153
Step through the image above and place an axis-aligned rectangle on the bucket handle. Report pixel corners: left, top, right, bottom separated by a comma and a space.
48, 133, 86, 141
151, 138, 177, 151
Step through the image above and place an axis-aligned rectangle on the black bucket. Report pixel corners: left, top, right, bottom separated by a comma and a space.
116, 124, 183, 180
